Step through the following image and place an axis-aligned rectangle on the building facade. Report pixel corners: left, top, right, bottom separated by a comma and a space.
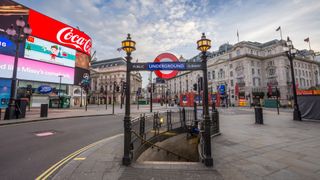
167, 39, 320, 107
89, 58, 142, 104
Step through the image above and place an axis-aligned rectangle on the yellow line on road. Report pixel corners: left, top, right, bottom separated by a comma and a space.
35, 134, 123, 180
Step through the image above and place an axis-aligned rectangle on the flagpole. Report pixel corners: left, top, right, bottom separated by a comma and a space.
308, 40, 311, 51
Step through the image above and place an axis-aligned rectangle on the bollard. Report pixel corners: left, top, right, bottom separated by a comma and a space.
212, 108, 220, 134
254, 106, 263, 124
182, 107, 186, 128
40, 104, 48, 117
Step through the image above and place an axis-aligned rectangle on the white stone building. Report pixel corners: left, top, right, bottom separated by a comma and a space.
167, 39, 320, 106
90, 57, 142, 104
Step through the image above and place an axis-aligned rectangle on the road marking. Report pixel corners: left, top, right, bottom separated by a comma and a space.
35, 133, 123, 180
73, 157, 86, 161
35, 132, 55, 137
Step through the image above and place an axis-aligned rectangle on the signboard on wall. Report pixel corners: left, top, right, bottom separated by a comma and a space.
28, 9, 92, 55
24, 36, 76, 67
0, 54, 74, 84
0, 79, 11, 109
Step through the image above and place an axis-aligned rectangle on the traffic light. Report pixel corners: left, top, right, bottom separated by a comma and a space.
197, 77, 203, 91
123, 82, 127, 90
193, 83, 197, 91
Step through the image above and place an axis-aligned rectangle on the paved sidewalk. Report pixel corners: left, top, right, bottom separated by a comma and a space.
0, 104, 177, 126
52, 110, 320, 180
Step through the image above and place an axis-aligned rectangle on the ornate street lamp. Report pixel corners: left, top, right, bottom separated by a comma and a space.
5, 16, 32, 120
197, 33, 213, 166
283, 37, 301, 121
122, 34, 136, 166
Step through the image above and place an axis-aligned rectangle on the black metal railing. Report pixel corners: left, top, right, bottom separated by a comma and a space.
129, 107, 220, 163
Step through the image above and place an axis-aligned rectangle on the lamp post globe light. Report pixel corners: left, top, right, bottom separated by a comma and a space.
5, 16, 32, 120
197, 33, 213, 166
122, 34, 136, 166
284, 37, 301, 121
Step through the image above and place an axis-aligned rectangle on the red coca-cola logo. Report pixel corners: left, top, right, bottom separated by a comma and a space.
57, 27, 92, 54
28, 9, 92, 56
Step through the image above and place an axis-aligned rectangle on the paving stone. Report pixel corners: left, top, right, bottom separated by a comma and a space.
264, 169, 305, 180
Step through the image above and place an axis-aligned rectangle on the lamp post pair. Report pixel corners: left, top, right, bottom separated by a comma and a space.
5, 16, 32, 120
121, 33, 213, 166
284, 37, 301, 121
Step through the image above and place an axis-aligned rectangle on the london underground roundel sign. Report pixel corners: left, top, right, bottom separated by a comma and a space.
154, 53, 179, 79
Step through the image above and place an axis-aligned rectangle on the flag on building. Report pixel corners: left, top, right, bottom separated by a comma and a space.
237, 30, 239, 42
304, 37, 309, 42
276, 26, 281, 31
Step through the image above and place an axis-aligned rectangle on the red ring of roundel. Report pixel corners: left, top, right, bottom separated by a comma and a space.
154, 53, 179, 79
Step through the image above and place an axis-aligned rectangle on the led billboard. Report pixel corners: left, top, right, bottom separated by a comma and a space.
0, 54, 74, 84
76, 51, 90, 69
0, 54, 14, 78
28, 10, 92, 55
0, 33, 25, 57
0, 79, 11, 109
24, 36, 76, 67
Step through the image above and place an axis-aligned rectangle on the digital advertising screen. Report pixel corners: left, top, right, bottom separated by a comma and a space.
0, 54, 74, 84
0, 54, 14, 78
74, 67, 90, 85
76, 51, 90, 69
24, 36, 76, 67
0, 33, 25, 57
0, 79, 11, 109
28, 9, 92, 56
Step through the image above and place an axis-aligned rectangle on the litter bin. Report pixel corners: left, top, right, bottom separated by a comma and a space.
40, 104, 48, 117
255, 106, 263, 124
15, 99, 27, 119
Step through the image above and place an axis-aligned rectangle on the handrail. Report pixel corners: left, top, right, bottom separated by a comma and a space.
131, 130, 194, 162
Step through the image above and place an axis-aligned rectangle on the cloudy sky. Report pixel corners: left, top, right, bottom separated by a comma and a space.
15, 0, 320, 86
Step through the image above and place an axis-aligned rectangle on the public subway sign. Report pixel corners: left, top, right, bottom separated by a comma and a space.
147, 62, 186, 70
28, 9, 92, 56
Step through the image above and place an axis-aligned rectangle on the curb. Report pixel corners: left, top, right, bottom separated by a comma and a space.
0, 113, 113, 126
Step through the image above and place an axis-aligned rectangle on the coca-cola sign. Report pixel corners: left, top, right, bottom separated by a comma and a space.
28, 9, 92, 56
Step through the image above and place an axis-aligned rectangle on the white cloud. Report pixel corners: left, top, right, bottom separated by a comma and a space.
15, 0, 320, 87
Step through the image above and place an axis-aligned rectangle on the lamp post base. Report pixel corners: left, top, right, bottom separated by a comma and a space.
204, 157, 213, 167
4, 104, 16, 120
293, 108, 302, 121
122, 156, 131, 166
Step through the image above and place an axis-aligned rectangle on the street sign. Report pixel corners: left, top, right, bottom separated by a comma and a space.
154, 53, 179, 79
130, 62, 203, 71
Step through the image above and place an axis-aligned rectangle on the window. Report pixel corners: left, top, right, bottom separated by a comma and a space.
252, 68, 255, 75
253, 78, 256, 86
299, 70, 301, 76
251, 49, 253, 54
230, 71, 233, 77
294, 62, 296, 67
258, 69, 260, 75
212, 71, 215, 79
295, 69, 297, 75
231, 80, 234, 86
303, 71, 305, 76
208, 71, 211, 80
229, 64, 233, 68
236, 50, 240, 56
251, 61, 254, 66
